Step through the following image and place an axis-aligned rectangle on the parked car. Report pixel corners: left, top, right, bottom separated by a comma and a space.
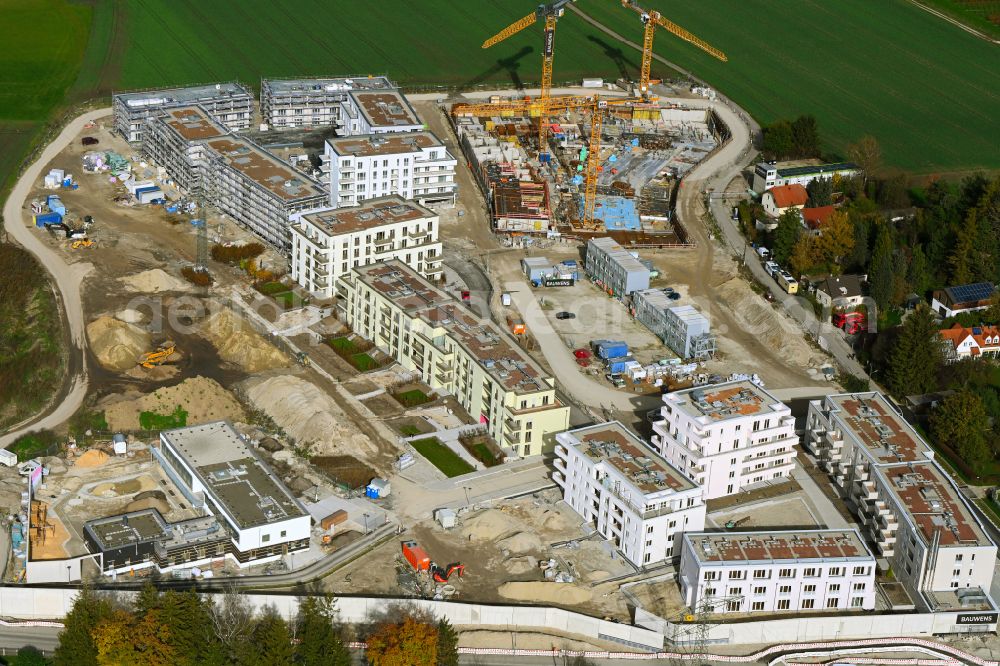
555, 311, 576, 319
668, 291, 681, 300
573, 348, 591, 359
764, 260, 780, 277
81, 136, 99, 146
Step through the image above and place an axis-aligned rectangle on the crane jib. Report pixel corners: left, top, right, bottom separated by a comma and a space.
543, 28, 554, 56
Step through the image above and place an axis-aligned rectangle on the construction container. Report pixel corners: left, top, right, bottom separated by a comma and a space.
0, 450, 16, 467
606, 355, 635, 375
366, 478, 390, 498
46, 195, 66, 216
112, 434, 127, 456
401, 540, 431, 571
33, 212, 63, 228
320, 510, 348, 531
596, 340, 628, 360
582, 78, 604, 88
435, 508, 457, 529
501, 293, 512, 307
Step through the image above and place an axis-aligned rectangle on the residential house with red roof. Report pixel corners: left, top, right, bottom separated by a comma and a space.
939, 323, 1000, 362
762, 183, 808, 218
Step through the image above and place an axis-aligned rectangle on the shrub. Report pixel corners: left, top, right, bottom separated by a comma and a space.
181, 266, 213, 286
138, 406, 188, 431
210, 242, 265, 265
392, 389, 432, 408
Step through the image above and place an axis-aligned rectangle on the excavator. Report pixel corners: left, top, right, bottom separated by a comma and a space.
431, 562, 465, 583
139, 342, 177, 369
71, 239, 94, 249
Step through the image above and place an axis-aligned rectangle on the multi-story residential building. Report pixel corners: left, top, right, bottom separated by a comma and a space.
289, 196, 442, 299
113, 82, 253, 144
651, 381, 798, 500
141, 105, 327, 250
678, 530, 877, 615
751, 161, 861, 194
260, 76, 422, 134
804, 392, 997, 609
84, 421, 314, 575
326, 132, 456, 209
339, 261, 569, 457
553, 422, 705, 567
632, 289, 715, 360
585, 237, 651, 297
939, 323, 1000, 362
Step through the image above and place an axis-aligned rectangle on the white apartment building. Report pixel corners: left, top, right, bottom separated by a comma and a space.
585, 237, 650, 297
114, 82, 253, 144
804, 392, 997, 610
153, 421, 311, 564
142, 105, 327, 250
261, 76, 422, 134
679, 530, 877, 615
553, 422, 705, 567
326, 132, 456, 209
651, 381, 798, 500
751, 161, 861, 194
339, 261, 569, 457
290, 196, 442, 299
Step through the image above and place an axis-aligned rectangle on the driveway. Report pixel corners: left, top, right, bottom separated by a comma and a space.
0, 108, 111, 447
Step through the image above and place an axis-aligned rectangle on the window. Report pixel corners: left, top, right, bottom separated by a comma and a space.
801, 599, 815, 609
751, 601, 765, 611
753, 569, 769, 579
727, 600, 742, 612
955, 554, 964, 562
728, 587, 742, 596
280, 530, 286, 538
828, 584, 840, 593
753, 586, 766, 595
951, 581, 960, 589
647, 525, 654, 534
777, 599, 790, 610
829, 567, 843, 577
804, 567, 818, 577
852, 583, 866, 592
853, 566, 869, 576
779, 568, 794, 578
851, 597, 865, 608
728, 570, 745, 580
779, 585, 791, 594
803, 585, 816, 594
704, 587, 716, 596
953, 568, 961, 577
826, 598, 839, 609
644, 553, 651, 563
729, 471, 736, 479
262, 534, 271, 543
704, 571, 718, 581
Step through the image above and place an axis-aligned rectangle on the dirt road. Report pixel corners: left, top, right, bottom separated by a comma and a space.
0, 108, 112, 447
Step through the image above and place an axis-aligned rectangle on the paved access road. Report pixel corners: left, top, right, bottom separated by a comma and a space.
0, 108, 113, 448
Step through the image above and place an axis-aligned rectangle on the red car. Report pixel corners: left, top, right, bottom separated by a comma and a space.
573, 348, 591, 359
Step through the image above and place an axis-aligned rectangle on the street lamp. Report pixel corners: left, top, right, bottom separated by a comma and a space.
363, 512, 370, 535
463, 486, 471, 506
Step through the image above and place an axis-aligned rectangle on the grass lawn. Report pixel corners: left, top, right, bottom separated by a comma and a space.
256, 281, 289, 296
8, 431, 60, 461
581, 0, 1000, 174
328, 337, 358, 353
411, 437, 475, 478
469, 442, 502, 467
351, 352, 380, 372
393, 388, 433, 408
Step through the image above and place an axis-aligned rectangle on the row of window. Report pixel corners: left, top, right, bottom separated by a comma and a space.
705, 565, 871, 581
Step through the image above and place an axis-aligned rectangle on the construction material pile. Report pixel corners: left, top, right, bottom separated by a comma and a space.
244, 375, 375, 457
103, 376, 245, 430
121, 268, 191, 293
498, 582, 592, 606
87, 317, 151, 371
201, 309, 288, 373
74, 449, 109, 468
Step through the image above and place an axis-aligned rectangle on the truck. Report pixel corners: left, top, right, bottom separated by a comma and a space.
594, 340, 628, 360
33, 212, 63, 228
832, 311, 867, 334
763, 261, 780, 277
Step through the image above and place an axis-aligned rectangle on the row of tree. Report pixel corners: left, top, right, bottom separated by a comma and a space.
761, 115, 821, 161
53, 585, 460, 666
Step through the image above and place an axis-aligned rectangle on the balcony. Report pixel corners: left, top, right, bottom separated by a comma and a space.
552, 471, 566, 487
503, 430, 521, 445
553, 458, 567, 474
407, 228, 431, 240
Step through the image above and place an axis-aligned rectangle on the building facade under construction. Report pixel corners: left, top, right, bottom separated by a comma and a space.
113, 82, 253, 144
632, 289, 716, 360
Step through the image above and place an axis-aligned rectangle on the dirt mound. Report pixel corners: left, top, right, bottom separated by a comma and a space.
505, 555, 539, 575
498, 582, 591, 606
75, 449, 108, 468
87, 317, 151, 372
201, 309, 288, 372
134, 490, 166, 502
121, 269, 191, 293
498, 531, 543, 554
244, 375, 375, 457
103, 376, 245, 431
126, 497, 171, 514
461, 509, 510, 541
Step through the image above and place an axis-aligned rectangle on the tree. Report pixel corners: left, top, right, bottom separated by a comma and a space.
157, 590, 226, 666
847, 135, 882, 182
806, 177, 833, 207
948, 209, 977, 285
436, 619, 459, 666
366, 616, 439, 666
887, 304, 943, 397
814, 210, 855, 271
791, 115, 821, 158
238, 607, 295, 666
869, 223, 895, 311
92, 608, 177, 666
876, 174, 909, 209
907, 244, 932, 298
296, 596, 350, 666
771, 208, 802, 265
930, 390, 991, 470
789, 235, 820, 276
14, 646, 48, 666
762, 120, 794, 160
211, 587, 257, 663
54, 586, 115, 666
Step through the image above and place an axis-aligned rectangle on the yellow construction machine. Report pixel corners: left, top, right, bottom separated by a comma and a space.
71, 239, 94, 249
139, 342, 177, 369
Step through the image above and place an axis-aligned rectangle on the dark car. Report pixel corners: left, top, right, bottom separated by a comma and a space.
555, 311, 576, 319
668, 291, 681, 300
81, 136, 99, 146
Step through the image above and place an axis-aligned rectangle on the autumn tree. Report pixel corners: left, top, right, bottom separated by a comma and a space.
366, 616, 439, 666
789, 235, 820, 276
806, 177, 833, 207
54, 587, 115, 666
296, 595, 350, 666
887, 304, 943, 397
436, 618, 459, 666
92, 608, 176, 666
931, 390, 991, 470
847, 135, 882, 183
814, 210, 856, 271
771, 208, 802, 265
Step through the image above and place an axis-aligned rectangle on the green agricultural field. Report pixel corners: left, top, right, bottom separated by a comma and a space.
920, 0, 1000, 39
581, 0, 1000, 174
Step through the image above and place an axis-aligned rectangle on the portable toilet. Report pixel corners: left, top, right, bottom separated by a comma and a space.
366, 478, 391, 499
112, 434, 127, 456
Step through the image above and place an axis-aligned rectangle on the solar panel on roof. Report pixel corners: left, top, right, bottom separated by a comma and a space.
948, 282, 994, 303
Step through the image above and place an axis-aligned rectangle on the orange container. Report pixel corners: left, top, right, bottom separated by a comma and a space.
401, 540, 431, 571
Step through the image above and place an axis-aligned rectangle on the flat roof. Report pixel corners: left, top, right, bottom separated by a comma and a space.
299, 196, 434, 236
161, 422, 307, 529
587, 236, 649, 275
667, 380, 784, 421
774, 162, 860, 178
561, 421, 696, 494
203, 135, 326, 202
85, 508, 169, 550
264, 76, 395, 94
353, 261, 556, 394
161, 106, 227, 142
685, 529, 872, 565
880, 461, 990, 547
117, 82, 251, 107
827, 392, 932, 464
327, 131, 441, 157
352, 90, 420, 128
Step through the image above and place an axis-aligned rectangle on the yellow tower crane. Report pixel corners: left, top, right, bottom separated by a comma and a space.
620, 1, 728, 98
482, 0, 578, 160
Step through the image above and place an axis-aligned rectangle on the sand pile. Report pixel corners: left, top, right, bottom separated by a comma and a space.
505, 555, 539, 575
104, 376, 245, 431
498, 531, 543, 554
202, 309, 288, 372
244, 375, 375, 456
498, 582, 591, 606
121, 268, 191, 293
87, 317, 151, 371
75, 449, 109, 468
461, 509, 510, 541
716, 277, 816, 366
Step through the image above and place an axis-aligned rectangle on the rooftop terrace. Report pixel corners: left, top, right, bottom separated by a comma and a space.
562, 422, 695, 494
162, 106, 227, 142
829, 392, 932, 464
117, 82, 251, 108
299, 196, 433, 236
685, 529, 872, 564
669, 380, 784, 422
353, 90, 420, 128
327, 131, 441, 158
